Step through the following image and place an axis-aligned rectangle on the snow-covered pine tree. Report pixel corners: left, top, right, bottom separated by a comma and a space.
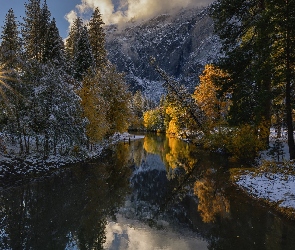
39, 0, 51, 61
73, 26, 94, 81
32, 63, 84, 156
22, 0, 43, 61
88, 7, 107, 70
65, 17, 84, 74
43, 18, 66, 68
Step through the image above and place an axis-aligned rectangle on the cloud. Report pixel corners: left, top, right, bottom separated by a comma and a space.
104, 215, 208, 250
65, 10, 78, 29
65, 0, 214, 28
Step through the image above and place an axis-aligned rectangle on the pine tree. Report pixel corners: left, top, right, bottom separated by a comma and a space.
0, 9, 22, 70
210, 0, 295, 158
38, 64, 84, 156
65, 17, 93, 79
73, 26, 94, 81
43, 18, 65, 67
22, 0, 43, 61
65, 17, 83, 61
39, 0, 51, 61
0, 9, 25, 152
210, 0, 273, 143
268, 0, 295, 159
88, 7, 107, 69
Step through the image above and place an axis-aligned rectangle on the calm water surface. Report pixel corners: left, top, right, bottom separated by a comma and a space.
1, 134, 295, 250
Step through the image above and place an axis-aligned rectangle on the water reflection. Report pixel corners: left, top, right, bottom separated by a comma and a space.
129, 136, 200, 223
122, 134, 295, 250
104, 215, 208, 250
0, 144, 132, 250
1, 134, 295, 249
194, 169, 230, 223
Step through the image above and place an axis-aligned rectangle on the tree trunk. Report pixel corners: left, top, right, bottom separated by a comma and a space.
285, 0, 295, 159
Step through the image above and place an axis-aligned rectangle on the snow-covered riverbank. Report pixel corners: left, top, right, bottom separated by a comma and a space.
232, 129, 295, 219
0, 132, 144, 182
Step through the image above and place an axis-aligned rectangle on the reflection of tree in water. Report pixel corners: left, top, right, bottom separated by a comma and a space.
0, 145, 132, 250
125, 135, 295, 250
128, 138, 145, 167
143, 135, 198, 176
165, 137, 197, 175
194, 169, 230, 223
128, 135, 200, 224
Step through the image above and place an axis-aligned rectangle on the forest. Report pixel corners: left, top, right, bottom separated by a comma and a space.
0, 0, 295, 165
143, 0, 295, 164
0, 1, 132, 158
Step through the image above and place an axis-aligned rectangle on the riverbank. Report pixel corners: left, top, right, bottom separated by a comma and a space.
0, 132, 144, 184
231, 129, 295, 219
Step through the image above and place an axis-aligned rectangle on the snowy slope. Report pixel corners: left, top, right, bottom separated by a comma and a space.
105, 6, 220, 102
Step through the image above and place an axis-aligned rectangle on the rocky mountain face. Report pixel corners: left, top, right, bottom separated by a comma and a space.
105, 6, 220, 102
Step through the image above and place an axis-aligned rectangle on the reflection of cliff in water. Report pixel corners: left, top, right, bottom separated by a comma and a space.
131, 154, 168, 204
124, 136, 199, 226
128, 154, 169, 222
131, 135, 295, 250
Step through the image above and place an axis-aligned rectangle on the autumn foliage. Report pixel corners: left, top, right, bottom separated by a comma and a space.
193, 64, 230, 129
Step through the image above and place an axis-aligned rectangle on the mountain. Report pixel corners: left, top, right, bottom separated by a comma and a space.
105, 6, 220, 102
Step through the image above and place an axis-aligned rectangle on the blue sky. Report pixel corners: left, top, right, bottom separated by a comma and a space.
0, 0, 81, 38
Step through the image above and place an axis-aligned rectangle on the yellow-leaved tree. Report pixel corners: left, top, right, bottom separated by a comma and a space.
100, 65, 132, 135
78, 72, 109, 145
143, 108, 164, 132
79, 65, 132, 145
193, 64, 230, 129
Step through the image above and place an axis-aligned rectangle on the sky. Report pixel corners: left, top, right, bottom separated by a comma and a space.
0, 0, 214, 39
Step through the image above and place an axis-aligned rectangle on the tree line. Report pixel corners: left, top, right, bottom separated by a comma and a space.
144, 0, 295, 162
0, 0, 132, 157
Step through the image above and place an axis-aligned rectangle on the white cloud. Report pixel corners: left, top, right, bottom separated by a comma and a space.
104, 215, 208, 250
65, 10, 78, 29
65, 0, 214, 30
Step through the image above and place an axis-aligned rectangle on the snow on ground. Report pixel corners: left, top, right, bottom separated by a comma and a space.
0, 132, 144, 182
236, 171, 295, 208
112, 132, 145, 142
233, 128, 295, 216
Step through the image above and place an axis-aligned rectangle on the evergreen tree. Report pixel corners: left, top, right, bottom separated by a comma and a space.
210, 0, 295, 158
0, 9, 25, 152
22, 0, 43, 61
210, 0, 272, 130
35, 64, 84, 156
65, 17, 93, 79
43, 18, 65, 67
88, 7, 107, 69
268, 0, 295, 159
73, 26, 94, 81
65, 17, 83, 61
39, 0, 51, 61
0, 9, 22, 70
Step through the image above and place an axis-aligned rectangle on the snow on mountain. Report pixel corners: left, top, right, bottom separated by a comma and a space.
105, 6, 221, 102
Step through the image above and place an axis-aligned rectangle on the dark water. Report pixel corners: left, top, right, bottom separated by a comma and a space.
1, 134, 295, 250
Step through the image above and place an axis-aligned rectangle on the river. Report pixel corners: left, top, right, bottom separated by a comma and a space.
1, 134, 295, 249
